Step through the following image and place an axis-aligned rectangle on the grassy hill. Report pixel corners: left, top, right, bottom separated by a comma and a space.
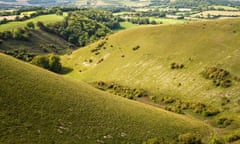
0, 30, 74, 54
62, 18, 240, 140
0, 53, 212, 143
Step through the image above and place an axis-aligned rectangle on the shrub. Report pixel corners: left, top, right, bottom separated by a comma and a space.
132, 45, 140, 51
201, 67, 233, 88
170, 62, 184, 69
26, 21, 35, 29
217, 117, 232, 128
178, 133, 201, 144
31, 54, 62, 73
225, 133, 240, 142
221, 97, 230, 106
48, 54, 62, 73
161, 96, 175, 104
31, 55, 49, 69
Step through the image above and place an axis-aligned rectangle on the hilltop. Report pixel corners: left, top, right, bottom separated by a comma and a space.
62, 18, 240, 141
0, 53, 211, 143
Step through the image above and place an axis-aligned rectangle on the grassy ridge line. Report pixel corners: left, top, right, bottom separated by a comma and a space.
0, 53, 211, 143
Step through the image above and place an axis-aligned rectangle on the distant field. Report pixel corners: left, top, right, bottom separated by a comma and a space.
149, 17, 186, 24
192, 10, 240, 18
20, 11, 36, 15
209, 5, 239, 11
119, 22, 139, 29
0, 14, 65, 32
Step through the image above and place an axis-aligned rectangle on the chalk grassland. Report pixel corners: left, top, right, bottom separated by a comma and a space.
0, 53, 211, 143
62, 18, 240, 138
0, 14, 65, 32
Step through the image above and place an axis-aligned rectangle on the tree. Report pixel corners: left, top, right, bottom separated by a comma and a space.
56, 9, 63, 16
48, 54, 62, 73
31, 54, 62, 73
31, 55, 49, 69
151, 20, 157, 25
36, 21, 46, 30
26, 22, 35, 29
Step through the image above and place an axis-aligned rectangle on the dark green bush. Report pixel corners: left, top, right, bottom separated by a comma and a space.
171, 62, 184, 69
161, 96, 175, 104
178, 133, 201, 144
26, 21, 35, 29
201, 67, 233, 88
217, 117, 233, 128
132, 45, 140, 51
93, 81, 147, 99
225, 133, 240, 142
31, 54, 62, 73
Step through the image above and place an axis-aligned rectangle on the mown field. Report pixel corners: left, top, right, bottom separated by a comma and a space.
0, 53, 212, 143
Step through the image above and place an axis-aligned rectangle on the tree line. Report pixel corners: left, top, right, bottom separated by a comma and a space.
37, 9, 121, 47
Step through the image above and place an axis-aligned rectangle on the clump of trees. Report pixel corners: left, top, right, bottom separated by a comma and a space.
152, 96, 220, 116
3, 48, 36, 62
91, 41, 107, 55
132, 45, 140, 51
93, 81, 147, 99
0, 28, 30, 41
217, 117, 233, 128
171, 62, 184, 69
201, 67, 233, 88
37, 9, 120, 47
31, 54, 62, 73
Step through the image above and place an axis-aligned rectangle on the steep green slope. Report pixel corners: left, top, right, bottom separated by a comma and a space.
0, 53, 211, 143
62, 18, 240, 138
63, 18, 240, 102
0, 30, 73, 54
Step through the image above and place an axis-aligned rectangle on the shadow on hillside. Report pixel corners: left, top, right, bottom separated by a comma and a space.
60, 67, 73, 75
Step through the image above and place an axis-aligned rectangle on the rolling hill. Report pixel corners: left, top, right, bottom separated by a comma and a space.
62, 18, 240, 140
0, 53, 212, 143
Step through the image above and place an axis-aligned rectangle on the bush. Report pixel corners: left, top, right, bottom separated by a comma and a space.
26, 21, 35, 29
161, 96, 175, 104
201, 67, 232, 88
171, 62, 184, 69
48, 54, 62, 73
132, 45, 140, 51
225, 133, 240, 142
31, 54, 62, 73
178, 133, 201, 144
31, 55, 49, 69
217, 117, 232, 128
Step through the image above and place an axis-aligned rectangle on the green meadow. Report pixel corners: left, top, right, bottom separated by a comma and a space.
0, 14, 65, 32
